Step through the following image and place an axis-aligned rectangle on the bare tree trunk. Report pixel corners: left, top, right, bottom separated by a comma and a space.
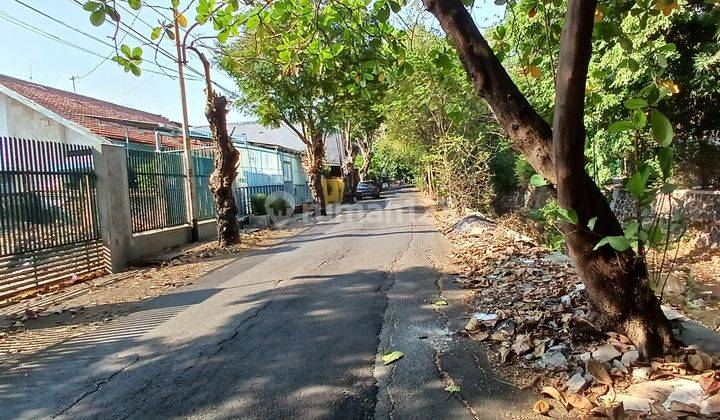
205, 92, 240, 246
423, 0, 675, 357
341, 122, 357, 204
304, 134, 327, 216
358, 134, 373, 181
190, 46, 240, 246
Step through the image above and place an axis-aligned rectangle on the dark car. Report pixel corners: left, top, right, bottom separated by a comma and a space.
355, 181, 380, 200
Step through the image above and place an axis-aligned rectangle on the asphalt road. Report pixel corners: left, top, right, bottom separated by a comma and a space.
0, 188, 530, 419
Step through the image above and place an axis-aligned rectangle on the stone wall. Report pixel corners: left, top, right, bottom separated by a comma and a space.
610, 188, 720, 247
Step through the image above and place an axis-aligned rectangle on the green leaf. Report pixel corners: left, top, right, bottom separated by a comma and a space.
587, 217, 597, 231
624, 220, 639, 239
151, 27, 162, 40
131, 47, 142, 59
377, 4, 390, 22
625, 172, 647, 200
632, 110, 646, 129
530, 174, 549, 187
445, 385, 461, 393
83, 1, 99, 11
434, 299, 448, 306
650, 110, 673, 147
661, 182, 676, 194
659, 147, 673, 178
593, 236, 630, 251
557, 207, 579, 225
120, 44, 131, 57
127, 0, 142, 10
624, 98, 648, 109
608, 120, 635, 133
382, 350, 404, 365
89, 9, 106, 26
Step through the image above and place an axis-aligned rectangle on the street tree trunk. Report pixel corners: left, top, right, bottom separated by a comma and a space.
423, 0, 675, 357
304, 133, 327, 216
358, 133, 373, 181
341, 122, 357, 204
191, 47, 240, 246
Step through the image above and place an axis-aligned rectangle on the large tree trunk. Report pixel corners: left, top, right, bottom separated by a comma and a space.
423, 0, 675, 357
304, 134, 327, 216
552, 0, 674, 358
206, 92, 241, 246
189, 46, 240, 247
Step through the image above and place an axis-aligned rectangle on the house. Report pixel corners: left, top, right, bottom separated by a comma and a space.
195, 121, 344, 204
198, 121, 343, 166
0, 74, 211, 150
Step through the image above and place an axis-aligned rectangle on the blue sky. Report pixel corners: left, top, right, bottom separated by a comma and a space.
0, 0, 504, 127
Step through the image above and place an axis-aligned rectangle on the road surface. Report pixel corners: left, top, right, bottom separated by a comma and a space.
0, 188, 529, 419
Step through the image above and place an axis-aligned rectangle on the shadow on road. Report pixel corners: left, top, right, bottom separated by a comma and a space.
0, 266, 523, 419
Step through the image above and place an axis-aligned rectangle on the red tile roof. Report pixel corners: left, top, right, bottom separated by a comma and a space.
0, 74, 206, 148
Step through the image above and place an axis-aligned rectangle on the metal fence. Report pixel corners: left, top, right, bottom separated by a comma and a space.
192, 148, 216, 221
0, 137, 104, 299
235, 184, 311, 217
127, 148, 187, 233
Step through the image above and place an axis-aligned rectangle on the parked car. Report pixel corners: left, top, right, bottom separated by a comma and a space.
355, 181, 380, 200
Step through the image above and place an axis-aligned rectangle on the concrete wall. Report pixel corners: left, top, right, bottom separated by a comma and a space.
95, 144, 218, 271
611, 188, 720, 247
128, 220, 217, 261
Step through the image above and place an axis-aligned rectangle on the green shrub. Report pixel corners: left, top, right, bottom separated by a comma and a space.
250, 193, 268, 215
268, 196, 291, 216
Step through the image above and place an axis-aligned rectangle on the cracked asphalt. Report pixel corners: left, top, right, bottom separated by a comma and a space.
0, 188, 530, 419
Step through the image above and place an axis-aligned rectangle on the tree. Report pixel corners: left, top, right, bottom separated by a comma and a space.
80, 0, 249, 246
221, 0, 400, 215
422, 0, 682, 357
377, 28, 506, 209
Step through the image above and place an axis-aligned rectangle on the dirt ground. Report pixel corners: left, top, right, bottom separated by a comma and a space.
0, 228, 285, 365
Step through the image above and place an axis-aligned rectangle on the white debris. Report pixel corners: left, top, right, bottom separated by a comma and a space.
591, 342, 622, 363
662, 379, 703, 411
566, 371, 589, 394
473, 312, 498, 322
621, 350, 639, 366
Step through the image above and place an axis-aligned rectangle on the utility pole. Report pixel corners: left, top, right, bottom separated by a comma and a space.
173, 8, 199, 242
70, 76, 78, 93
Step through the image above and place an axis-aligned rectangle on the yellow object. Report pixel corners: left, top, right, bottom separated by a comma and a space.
322, 177, 344, 204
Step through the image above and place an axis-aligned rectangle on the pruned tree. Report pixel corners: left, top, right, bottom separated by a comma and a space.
80, 0, 255, 246
422, 0, 679, 357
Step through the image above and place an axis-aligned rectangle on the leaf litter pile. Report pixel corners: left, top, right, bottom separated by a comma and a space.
433, 210, 720, 418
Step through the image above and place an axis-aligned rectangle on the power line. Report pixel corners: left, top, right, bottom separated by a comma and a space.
0, 10, 201, 81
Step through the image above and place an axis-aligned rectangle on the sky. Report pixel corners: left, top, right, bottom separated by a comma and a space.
0, 0, 505, 127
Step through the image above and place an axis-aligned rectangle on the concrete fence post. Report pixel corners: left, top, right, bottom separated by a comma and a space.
94, 144, 132, 272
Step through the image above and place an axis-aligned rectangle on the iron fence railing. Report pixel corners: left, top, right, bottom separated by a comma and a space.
192, 148, 216, 221
127, 148, 187, 232
0, 137, 100, 256
235, 183, 312, 217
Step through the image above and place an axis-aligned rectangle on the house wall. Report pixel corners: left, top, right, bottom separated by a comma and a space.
0, 92, 98, 148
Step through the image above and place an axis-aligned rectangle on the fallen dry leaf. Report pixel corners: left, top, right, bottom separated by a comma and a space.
519, 375, 541, 390
541, 386, 572, 411
587, 359, 613, 386
533, 399, 551, 416
699, 371, 720, 395
687, 351, 713, 372
566, 393, 594, 411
